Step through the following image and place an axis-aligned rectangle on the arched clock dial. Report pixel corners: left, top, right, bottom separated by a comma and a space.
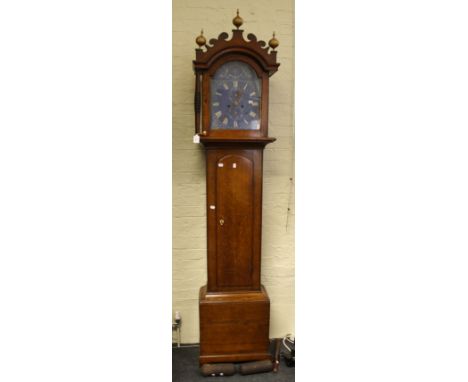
210, 61, 261, 130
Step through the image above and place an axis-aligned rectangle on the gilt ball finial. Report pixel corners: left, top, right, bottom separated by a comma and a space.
232, 9, 243, 29
268, 31, 279, 50
195, 29, 206, 48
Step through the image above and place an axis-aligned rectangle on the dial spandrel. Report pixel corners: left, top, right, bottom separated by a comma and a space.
210, 61, 261, 130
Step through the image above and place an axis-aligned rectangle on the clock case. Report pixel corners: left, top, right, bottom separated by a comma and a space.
193, 26, 279, 365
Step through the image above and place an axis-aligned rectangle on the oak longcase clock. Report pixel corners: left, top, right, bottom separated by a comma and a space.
193, 10, 280, 365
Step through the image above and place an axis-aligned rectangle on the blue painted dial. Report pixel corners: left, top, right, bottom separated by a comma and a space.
210, 61, 261, 130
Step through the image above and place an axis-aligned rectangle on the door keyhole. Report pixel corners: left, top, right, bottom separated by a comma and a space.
219, 218, 225, 226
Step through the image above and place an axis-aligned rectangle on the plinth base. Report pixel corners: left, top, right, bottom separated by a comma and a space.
199, 285, 271, 365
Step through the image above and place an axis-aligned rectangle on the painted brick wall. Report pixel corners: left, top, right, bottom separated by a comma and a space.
173, 0, 294, 343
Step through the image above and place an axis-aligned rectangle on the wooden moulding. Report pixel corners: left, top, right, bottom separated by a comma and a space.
193, 29, 280, 76
200, 136, 276, 149
199, 285, 272, 365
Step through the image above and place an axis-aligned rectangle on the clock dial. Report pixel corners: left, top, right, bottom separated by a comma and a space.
210, 61, 261, 130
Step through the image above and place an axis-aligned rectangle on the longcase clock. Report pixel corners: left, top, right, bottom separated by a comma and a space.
193, 10, 280, 365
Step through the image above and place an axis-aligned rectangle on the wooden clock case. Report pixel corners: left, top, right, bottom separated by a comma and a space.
193, 20, 279, 365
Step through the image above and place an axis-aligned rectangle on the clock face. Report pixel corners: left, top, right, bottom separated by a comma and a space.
210, 61, 261, 130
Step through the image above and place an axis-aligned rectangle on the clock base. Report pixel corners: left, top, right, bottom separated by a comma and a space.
199, 285, 271, 365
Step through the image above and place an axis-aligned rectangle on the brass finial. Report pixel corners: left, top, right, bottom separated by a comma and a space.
268, 32, 279, 50
196, 29, 206, 47
232, 9, 243, 29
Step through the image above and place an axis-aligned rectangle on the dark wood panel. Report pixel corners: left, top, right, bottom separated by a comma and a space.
216, 154, 254, 288
205, 148, 264, 292
199, 285, 271, 365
